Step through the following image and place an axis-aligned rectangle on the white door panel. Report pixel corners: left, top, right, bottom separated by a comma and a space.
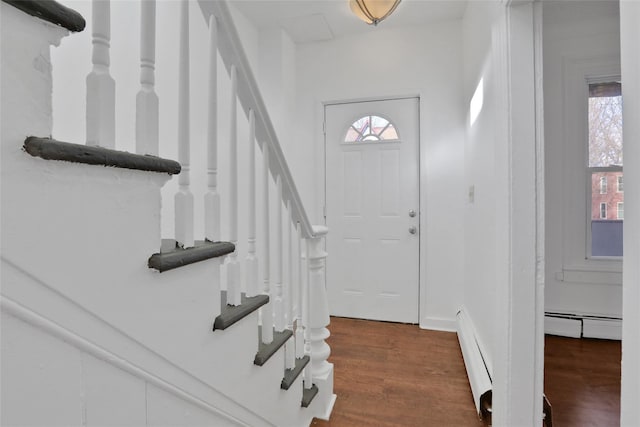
325, 98, 420, 323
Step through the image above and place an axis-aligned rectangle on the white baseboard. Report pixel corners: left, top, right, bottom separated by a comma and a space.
544, 316, 581, 338
456, 307, 491, 414
544, 313, 622, 340
420, 316, 457, 332
583, 318, 622, 340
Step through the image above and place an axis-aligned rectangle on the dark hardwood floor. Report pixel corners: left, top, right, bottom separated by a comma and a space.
544, 335, 621, 427
312, 317, 622, 427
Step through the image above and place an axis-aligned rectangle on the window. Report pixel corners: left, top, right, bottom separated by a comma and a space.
344, 115, 399, 142
588, 81, 623, 257
600, 176, 607, 194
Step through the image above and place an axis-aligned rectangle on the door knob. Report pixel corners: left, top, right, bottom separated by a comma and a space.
409, 209, 416, 218
409, 226, 417, 235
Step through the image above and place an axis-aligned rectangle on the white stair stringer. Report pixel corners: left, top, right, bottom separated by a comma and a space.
1, 257, 313, 426
0, 158, 313, 426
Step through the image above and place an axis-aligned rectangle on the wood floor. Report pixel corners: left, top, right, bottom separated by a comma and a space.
312, 317, 621, 427
544, 335, 621, 427
311, 317, 483, 427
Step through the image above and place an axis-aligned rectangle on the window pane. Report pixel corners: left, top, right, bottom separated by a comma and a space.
592, 220, 623, 256
344, 115, 399, 142
588, 82, 623, 257
588, 82, 623, 167
380, 124, 399, 140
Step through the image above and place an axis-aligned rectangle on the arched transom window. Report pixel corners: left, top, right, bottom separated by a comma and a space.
344, 115, 399, 142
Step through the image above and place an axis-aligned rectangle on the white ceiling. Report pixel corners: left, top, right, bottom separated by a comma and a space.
231, 0, 468, 43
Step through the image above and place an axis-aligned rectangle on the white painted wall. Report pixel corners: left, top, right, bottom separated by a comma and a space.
461, 0, 502, 376
620, 0, 640, 423
543, 0, 623, 319
462, 3, 544, 424
292, 22, 466, 331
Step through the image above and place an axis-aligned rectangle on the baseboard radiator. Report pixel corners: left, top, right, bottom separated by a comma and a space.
456, 308, 492, 422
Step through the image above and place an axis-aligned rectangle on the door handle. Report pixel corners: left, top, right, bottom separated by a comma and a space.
409, 226, 417, 235
409, 209, 416, 218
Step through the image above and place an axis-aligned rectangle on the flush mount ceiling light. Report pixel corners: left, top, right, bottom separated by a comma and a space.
349, 0, 402, 26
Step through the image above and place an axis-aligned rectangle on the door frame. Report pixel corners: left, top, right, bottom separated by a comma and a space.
322, 95, 422, 323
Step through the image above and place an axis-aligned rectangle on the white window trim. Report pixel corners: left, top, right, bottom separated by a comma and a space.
600, 176, 607, 194
600, 202, 607, 219
561, 56, 622, 275
617, 202, 624, 219
617, 175, 623, 192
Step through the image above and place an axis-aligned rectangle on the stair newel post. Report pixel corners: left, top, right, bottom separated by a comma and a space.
86, 0, 115, 148
307, 226, 332, 380
135, 0, 158, 155
204, 12, 220, 243
245, 109, 259, 297
174, 0, 194, 248
284, 200, 296, 370
225, 64, 241, 306
274, 175, 285, 332
261, 144, 274, 344
295, 222, 305, 359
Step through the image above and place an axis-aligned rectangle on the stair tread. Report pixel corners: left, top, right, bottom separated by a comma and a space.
281, 356, 310, 390
5, 1, 86, 32
213, 291, 269, 331
24, 137, 181, 175
148, 239, 234, 272
301, 384, 319, 408
254, 327, 293, 366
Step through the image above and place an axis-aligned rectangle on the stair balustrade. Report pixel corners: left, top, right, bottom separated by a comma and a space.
79, 0, 334, 413
135, 0, 158, 156
175, 0, 194, 249
86, 0, 114, 148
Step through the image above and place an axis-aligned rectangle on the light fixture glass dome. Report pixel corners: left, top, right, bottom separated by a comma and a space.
349, 0, 402, 26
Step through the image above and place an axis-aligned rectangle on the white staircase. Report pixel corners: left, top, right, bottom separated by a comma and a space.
0, 1, 335, 425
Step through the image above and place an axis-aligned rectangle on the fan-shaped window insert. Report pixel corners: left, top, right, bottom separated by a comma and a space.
344, 115, 399, 142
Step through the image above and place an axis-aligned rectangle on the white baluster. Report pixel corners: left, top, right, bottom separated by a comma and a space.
307, 226, 332, 379
86, 0, 115, 148
204, 13, 220, 243
135, 0, 158, 155
274, 176, 285, 332
295, 222, 305, 359
284, 200, 296, 369
174, 0, 194, 248
245, 110, 259, 297
225, 64, 241, 306
261, 144, 274, 344
204, 13, 220, 319
303, 233, 312, 389
286, 200, 294, 327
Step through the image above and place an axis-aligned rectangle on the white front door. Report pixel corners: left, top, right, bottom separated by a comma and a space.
325, 97, 420, 323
